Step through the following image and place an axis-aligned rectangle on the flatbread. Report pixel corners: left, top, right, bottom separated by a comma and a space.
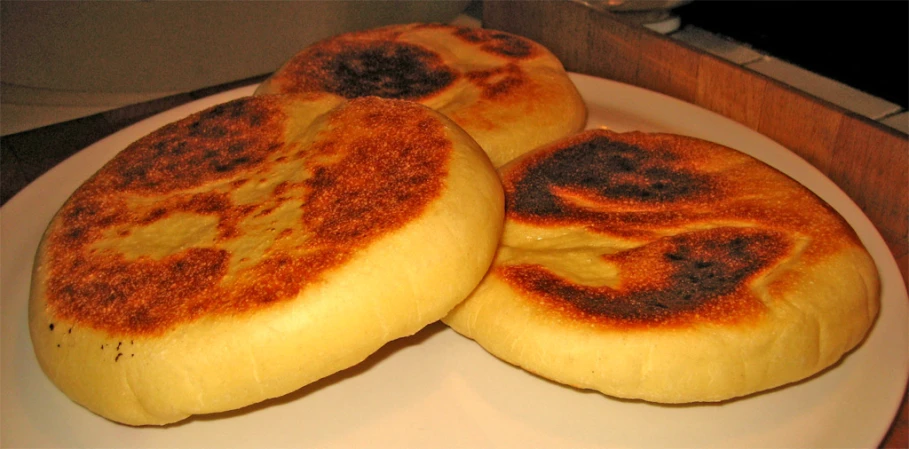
29, 94, 504, 425
255, 23, 587, 167
443, 129, 880, 403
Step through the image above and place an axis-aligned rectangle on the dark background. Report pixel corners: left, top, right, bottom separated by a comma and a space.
675, 1, 908, 109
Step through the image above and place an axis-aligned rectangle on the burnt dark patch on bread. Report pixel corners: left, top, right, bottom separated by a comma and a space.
453, 27, 537, 59
503, 129, 867, 253
102, 96, 285, 193
509, 134, 708, 219
501, 228, 790, 327
467, 64, 527, 100
328, 43, 456, 99
284, 41, 457, 101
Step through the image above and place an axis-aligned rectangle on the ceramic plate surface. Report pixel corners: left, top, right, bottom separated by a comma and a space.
2, 73, 906, 448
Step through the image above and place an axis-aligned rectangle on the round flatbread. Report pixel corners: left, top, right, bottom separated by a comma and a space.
255, 23, 587, 167
29, 94, 504, 425
443, 129, 880, 403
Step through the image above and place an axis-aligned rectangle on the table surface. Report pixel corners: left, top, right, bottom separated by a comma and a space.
1, 74, 906, 448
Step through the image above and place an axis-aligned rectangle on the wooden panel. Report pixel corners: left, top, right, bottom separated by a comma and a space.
695, 55, 767, 130
828, 116, 909, 262
756, 81, 844, 174
484, 0, 908, 288
636, 31, 699, 103
583, 12, 641, 85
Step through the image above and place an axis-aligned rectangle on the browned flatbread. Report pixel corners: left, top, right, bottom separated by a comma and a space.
29, 94, 504, 425
443, 129, 880, 403
256, 23, 587, 167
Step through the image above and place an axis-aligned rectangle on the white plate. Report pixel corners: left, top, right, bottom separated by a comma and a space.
2, 73, 906, 448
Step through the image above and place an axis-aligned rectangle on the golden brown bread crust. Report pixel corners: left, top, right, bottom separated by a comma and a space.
41, 95, 450, 336
498, 130, 867, 328
30, 94, 505, 425
261, 24, 543, 101
444, 129, 880, 402
256, 23, 587, 167
263, 28, 457, 101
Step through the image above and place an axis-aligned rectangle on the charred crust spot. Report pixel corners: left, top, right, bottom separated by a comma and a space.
59, 198, 126, 245
256, 206, 276, 218
115, 353, 123, 362
141, 208, 167, 224
502, 228, 791, 326
99, 96, 285, 193
466, 64, 527, 99
453, 27, 538, 59
49, 323, 55, 331
285, 41, 457, 100
273, 181, 292, 197
658, 231, 785, 308
508, 135, 709, 220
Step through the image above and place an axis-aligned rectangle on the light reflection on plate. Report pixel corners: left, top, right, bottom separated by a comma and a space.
1, 73, 906, 448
